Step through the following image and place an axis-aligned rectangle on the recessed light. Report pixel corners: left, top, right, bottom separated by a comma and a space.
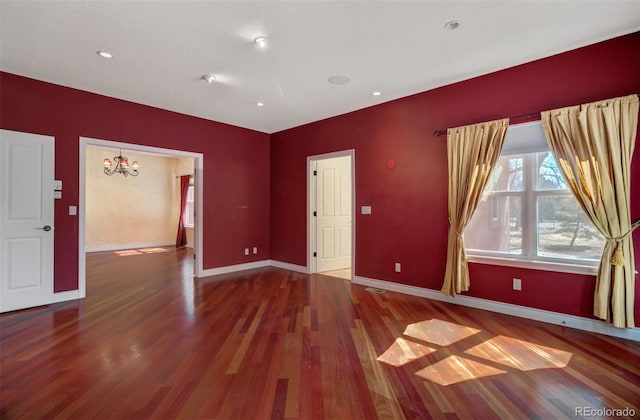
254, 37, 268, 48
256, 102, 264, 107
328, 75, 351, 85
201, 74, 216, 84
444, 20, 460, 30
96, 50, 113, 59
373, 91, 382, 96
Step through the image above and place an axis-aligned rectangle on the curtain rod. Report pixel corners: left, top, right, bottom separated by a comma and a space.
432, 93, 640, 137
175, 174, 194, 178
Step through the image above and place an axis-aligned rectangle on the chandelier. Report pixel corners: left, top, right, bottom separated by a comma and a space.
103, 150, 139, 177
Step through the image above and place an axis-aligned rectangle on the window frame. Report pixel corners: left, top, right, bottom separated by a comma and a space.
464, 123, 601, 275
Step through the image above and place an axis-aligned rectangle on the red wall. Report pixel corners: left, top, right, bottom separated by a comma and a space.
270, 32, 640, 324
0, 72, 271, 292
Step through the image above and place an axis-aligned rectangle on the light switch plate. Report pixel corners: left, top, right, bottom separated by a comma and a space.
69, 206, 77, 215
361, 205, 372, 215
54, 191, 62, 199
54, 180, 62, 190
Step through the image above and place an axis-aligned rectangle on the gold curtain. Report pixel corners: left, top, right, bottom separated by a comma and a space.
541, 94, 639, 328
442, 119, 509, 297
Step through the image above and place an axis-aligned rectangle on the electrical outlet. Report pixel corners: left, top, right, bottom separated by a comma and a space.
253, 247, 257, 254
513, 278, 522, 291
244, 248, 249, 256
395, 262, 401, 273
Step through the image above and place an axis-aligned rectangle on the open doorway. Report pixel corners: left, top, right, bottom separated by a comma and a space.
307, 150, 355, 280
78, 137, 204, 298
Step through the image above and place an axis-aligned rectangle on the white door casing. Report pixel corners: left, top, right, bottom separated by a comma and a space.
79, 137, 205, 298
0, 129, 55, 312
316, 155, 352, 272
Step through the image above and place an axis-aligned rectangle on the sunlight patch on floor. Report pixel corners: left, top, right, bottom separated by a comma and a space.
379, 318, 574, 386
115, 250, 143, 256
377, 337, 436, 367
139, 247, 171, 253
464, 335, 572, 371
404, 319, 481, 347
415, 355, 507, 386
114, 247, 170, 256
320, 268, 351, 280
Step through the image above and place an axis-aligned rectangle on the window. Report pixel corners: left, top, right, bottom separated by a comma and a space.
464, 121, 604, 266
184, 185, 195, 228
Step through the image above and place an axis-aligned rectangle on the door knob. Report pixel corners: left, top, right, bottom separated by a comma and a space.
36, 225, 52, 231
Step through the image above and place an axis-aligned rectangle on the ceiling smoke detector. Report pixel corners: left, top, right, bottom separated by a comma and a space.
328, 75, 351, 85
444, 20, 460, 30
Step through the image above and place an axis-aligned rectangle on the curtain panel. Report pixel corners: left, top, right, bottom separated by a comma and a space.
541, 94, 639, 328
442, 118, 509, 297
176, 175, 190, 248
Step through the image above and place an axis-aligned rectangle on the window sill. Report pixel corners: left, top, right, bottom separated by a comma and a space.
466, 254, 598, 276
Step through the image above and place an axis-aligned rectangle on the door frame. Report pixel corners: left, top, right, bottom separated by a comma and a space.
307, 149, 355, 277
78, 137, 204, 298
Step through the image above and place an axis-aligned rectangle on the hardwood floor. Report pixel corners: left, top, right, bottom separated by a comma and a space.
1, 248, 639, 419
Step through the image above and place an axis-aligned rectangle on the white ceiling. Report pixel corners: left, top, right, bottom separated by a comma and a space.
1, 1, 639, 134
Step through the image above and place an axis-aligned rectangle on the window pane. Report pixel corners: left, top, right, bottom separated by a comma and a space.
536, 152, 567, 190
486, 156, 523, 192
184, 186, 195, 227
537, 195, 604, 261
465, 195, 522, 254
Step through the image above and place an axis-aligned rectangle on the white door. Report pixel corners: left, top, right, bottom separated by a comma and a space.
0, 130, 55, 312
316, 156, 352, 272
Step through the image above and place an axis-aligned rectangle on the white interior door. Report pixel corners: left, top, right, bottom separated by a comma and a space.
0, 130, 55, 312
316, 156, 352, 272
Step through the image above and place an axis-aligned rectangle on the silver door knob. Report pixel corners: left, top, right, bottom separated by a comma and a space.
37, 225, 52, 231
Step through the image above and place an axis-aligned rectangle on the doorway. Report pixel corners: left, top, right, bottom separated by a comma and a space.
78, 137, 204, 298
308, 150, 355, 278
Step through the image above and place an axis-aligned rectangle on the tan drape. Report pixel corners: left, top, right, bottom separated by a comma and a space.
442, 119, 509, 297
541, 94, 639, 328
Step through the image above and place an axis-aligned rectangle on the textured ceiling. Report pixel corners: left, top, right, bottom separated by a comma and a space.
1, 1, 639, 133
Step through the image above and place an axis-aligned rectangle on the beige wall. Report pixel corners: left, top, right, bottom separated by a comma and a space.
86, 147, 193, 250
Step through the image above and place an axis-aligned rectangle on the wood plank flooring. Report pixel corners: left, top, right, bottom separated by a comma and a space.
1, 248, 639, 419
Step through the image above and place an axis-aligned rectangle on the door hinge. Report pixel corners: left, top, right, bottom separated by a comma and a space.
193, 254, 196, 259
313, 211, 317, 217
313, 252, 317, 257
313, 170, 317, 176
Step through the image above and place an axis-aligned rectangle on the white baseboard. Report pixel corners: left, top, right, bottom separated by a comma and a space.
353, 275, 640, 342
269, 260, 309, 274
85, 242, 175, 253
52, 289, 83, 303
199, 260, 271, 277
197, 259, 307, 278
